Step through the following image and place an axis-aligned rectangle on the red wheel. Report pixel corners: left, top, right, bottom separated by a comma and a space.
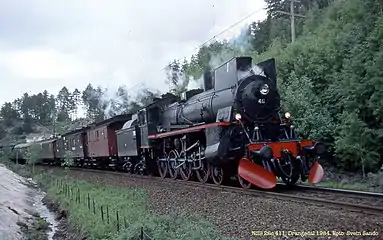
196, 159, 210, 183
211, 166, 224, 185
168, 150, 178, 179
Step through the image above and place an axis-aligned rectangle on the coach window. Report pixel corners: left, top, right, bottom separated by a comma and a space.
102, 130, 106, 139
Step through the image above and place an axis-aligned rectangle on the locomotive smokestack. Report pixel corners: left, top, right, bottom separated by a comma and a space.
203, 71, 214, 91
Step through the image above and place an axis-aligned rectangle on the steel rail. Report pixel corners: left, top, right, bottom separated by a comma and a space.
42, 166, 383, 216
292, 184, 383, 197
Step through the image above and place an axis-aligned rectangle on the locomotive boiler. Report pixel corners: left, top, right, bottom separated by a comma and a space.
160, 57, 281, 129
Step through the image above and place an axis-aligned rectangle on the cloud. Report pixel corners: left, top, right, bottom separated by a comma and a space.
0, 48, 89, 79
0, 0, 267, 104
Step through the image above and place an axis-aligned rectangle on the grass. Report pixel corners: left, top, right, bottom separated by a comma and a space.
0, 155, 237, 240
309, 181, 381, 192
17, 215, 50, 240
32, 171, 238, 240
274, 170, 383, 193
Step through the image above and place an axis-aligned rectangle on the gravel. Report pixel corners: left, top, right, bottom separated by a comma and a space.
40, 167, 383, 240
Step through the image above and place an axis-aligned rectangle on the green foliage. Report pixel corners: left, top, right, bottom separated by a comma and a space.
281, 74, 335, 141
0, 80, 161, 143
61, 150, 75, 174
169, 0, 383, 174
261, 0, 383, 172
0, 124, 6, 139
12, 126, 24, 136
25, 143, 42, 174
1, 102, 20, 126
26, 143, 42, 165
34, 174, 235, 240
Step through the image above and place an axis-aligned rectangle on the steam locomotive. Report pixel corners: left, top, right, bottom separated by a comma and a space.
10, 56, 325, 189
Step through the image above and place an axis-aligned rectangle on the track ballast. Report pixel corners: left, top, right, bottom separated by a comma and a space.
39, 165, 383, 216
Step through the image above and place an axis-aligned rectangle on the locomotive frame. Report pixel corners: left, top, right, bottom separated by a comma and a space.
9, 56, 325, 190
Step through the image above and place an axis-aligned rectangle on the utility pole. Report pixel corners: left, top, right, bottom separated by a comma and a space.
290, 0, 296, 42
275, 0, 305, 43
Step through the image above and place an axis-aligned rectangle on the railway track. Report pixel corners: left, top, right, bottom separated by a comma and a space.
41, 166, 383, 216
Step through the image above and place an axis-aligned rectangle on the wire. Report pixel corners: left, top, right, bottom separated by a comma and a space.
159, 6, 265, 72
198, 7, 265, 48
100, 5, 265, 101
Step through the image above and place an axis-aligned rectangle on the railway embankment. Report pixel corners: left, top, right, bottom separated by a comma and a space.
0, 163, 57, 240
33, 165, 383, 240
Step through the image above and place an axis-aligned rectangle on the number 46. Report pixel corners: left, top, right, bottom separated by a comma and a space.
258, 99, 266, 104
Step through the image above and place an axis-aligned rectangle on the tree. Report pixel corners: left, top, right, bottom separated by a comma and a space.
165, 60, 189, 96
25, 143, 42, 175
0, 124, 6, 139
0, 102, 20, 126
82, 84, 106, 121
56, 87, 73, 122
71, 88, 81, 119
61, 150, 75, 176
40, 91, 56, 125
104, 86, 132, 117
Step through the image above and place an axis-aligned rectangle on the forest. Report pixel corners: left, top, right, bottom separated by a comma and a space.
0, 84, 161, 143
1, 0, 382, 174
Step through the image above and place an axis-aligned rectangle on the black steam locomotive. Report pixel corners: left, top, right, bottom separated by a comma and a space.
118, 56, 325, 189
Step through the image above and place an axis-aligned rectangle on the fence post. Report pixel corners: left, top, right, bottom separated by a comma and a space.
92, 198, 96, 214
140, 227, 143, 240
116, 210, 120, 232
87, 193, 90, 210
107, 206, 110, 224
101, 206, 104, 221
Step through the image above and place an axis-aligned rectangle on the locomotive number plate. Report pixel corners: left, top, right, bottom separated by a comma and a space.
258, 99, 266, 104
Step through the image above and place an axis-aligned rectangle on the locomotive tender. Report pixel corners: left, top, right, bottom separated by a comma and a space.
10, 56, 325, 189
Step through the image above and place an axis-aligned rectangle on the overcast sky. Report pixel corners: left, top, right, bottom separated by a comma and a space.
0, 0, 267, 104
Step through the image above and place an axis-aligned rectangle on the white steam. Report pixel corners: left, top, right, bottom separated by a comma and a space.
91, 24, 255, 119
238, 65, 266, 80
186, 75, 204, 90
208, 25, 253, 70
228, 25, 253, 55
98, 85, 133, 118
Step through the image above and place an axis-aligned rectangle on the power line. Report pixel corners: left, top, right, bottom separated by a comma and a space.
104, 6, 265, 96
159, 6, 265, 72
198, 7, 265, 48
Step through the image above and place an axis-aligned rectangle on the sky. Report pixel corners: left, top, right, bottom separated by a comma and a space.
0, 0, 267, 105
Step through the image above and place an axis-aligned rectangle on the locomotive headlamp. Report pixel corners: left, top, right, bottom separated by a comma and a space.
235, 113, 242, 121
284, 112, 291, 119
260, 84, 270, 95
